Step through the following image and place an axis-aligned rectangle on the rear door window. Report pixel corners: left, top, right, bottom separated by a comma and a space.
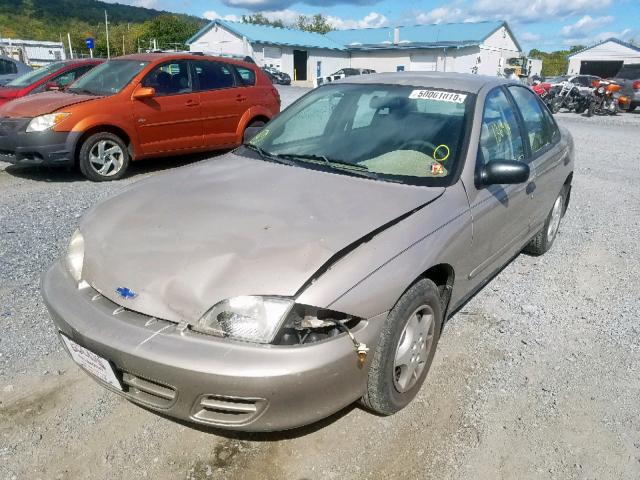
235, 66, 256, 86
478, 88, 525, 165
508, 86, 558, 154
192, 61, 236, 91
0, 59, 17, 75
142, 61, 192, 96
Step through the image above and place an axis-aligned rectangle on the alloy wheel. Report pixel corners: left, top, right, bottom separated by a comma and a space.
88, 140, 125, 177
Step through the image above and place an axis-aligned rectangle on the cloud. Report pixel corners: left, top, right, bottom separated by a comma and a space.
203, 10, 241, 21
563, 27, 635, 46
415, 7, 468, 25
520, 31, 542, 42
560, 15, 614, 37
327, 12, 389, 29
471, 0, 612, 23
221, 0, 379, 11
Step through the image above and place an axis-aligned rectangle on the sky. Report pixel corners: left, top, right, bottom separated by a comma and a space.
114, 0, 640, 52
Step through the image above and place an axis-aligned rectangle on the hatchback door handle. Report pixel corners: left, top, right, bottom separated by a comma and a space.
236, 95, 247, 102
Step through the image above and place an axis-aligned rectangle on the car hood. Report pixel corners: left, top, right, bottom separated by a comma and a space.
0, 91, 97, 118
80, 153, 444, 323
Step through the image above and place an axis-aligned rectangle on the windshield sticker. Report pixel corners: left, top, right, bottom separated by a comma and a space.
409, 90, 467, 103
431, 163, 446, 176
251, 129, 269, 144
433, 144, 451, 162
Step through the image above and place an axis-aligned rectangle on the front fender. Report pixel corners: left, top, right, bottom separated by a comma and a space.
70, 115, 139, 155
296, 184, 473, 319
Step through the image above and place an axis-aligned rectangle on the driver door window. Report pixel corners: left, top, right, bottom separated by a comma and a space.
478, 88, 525, 166
142, 61, 192, 96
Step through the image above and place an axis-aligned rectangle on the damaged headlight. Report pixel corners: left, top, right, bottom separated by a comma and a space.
195, 296, 294, 344
65, 229, 84, 283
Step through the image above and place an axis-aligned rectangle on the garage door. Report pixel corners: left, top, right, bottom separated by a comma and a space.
410, 53, 437, 71
580, 60, 624, 78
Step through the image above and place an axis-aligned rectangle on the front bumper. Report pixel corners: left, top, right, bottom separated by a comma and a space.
41, 262, 387, 431
0, 117, 80, 166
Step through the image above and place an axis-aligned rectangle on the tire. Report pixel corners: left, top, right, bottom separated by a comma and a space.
78, 132, 130, 182
524, 185, 567, 256
587, 102, 594, 117
361, 278, 443, 415
550, 99, 561, 114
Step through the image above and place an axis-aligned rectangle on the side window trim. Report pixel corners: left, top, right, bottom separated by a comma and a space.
502, 85, 532, 162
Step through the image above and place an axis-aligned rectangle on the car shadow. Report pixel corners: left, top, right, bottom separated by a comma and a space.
144, 402, 360, 441
2, 150, 230, 183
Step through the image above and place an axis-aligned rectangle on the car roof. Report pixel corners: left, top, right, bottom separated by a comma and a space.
115, 53, 255, 68
334, 71, 511, 93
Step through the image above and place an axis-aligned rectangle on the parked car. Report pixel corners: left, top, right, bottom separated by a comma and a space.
0, 59, 103, 107
316, 67, 376, 87
0, 55, 32, 86
42, 72, 574, 431
611, 63, 640, 112
262, 66, 291, 85
0, 53, 279, 180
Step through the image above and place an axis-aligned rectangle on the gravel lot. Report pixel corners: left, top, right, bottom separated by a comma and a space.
1, 87, 639, 480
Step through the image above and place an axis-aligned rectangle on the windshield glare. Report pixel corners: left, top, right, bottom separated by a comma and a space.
67, 60, 148, 96
6, 62, 65, 87
248, 83, 472, 185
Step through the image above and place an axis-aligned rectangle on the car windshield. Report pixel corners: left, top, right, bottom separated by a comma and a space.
6, 62, 65, 87
67, 60, 148, 96
615, 65, 640, 80
245, 83, 473, 186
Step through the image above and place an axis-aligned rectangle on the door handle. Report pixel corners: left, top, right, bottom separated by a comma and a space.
236, 95, 247, 102
526, 182, 536, 195
185, 100, 199, 107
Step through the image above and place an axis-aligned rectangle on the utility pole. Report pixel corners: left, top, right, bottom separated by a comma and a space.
105, 10, 110, 59
67, 33, 73, 59
122, 35, 125, 56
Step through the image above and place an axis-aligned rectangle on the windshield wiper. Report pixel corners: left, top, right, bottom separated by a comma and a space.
275, 153, 375, 177
243, 143, 296, 166
68, 88, 96, 96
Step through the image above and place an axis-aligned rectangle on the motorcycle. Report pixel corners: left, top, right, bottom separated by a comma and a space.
548, 80, 590, 114
587, 79, 621, 116
532, 80, 557, 111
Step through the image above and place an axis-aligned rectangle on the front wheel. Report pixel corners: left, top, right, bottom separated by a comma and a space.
78, 132, 130, 181
361, 278, 443, 415
524, 186, 567, 256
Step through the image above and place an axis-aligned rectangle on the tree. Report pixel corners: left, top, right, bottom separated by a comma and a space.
295, 14, 332, 34
241, 13, 284, 28
139, 14, 201, 50
528, 45, 585, 77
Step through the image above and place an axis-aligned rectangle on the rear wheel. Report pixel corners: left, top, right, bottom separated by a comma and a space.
78, 132, 130, 182
361, 278, 443, 415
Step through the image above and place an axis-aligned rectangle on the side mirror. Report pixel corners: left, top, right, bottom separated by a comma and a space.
132, 86, 156, 100
480, 160, 530, 186
243, 125, 264, 144
45, 82, 61, 91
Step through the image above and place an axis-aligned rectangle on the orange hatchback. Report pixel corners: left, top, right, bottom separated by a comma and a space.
0, 53, 280, 180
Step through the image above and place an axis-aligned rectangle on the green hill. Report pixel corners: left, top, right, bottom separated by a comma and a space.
0, 0, 206, 57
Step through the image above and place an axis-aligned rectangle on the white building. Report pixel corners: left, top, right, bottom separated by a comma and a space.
567, 38, 640, 78
187, 20, 523, 85
0, 38, 66, 67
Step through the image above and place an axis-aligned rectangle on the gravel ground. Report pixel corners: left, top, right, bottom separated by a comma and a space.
1, 87, 639, 480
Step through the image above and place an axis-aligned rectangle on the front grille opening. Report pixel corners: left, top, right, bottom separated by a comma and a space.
119, 371, 177, 409
192, 394, 266, 425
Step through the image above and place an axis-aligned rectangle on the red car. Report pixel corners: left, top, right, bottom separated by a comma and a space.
0, 59, 103, 107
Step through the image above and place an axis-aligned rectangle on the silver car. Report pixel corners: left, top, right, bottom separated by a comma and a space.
42, 73, 574, 431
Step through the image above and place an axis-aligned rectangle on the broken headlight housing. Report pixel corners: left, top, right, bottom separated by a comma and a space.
195, 296, 294, 344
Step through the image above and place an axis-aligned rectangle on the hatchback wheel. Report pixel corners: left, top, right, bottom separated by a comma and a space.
524, 186, 567, 256
79, 132, 130, 182
361, 278, 443, 415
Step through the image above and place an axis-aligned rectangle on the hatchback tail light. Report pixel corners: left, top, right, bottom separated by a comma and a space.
271, 86, 281, 106
633, 81, 640, 90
